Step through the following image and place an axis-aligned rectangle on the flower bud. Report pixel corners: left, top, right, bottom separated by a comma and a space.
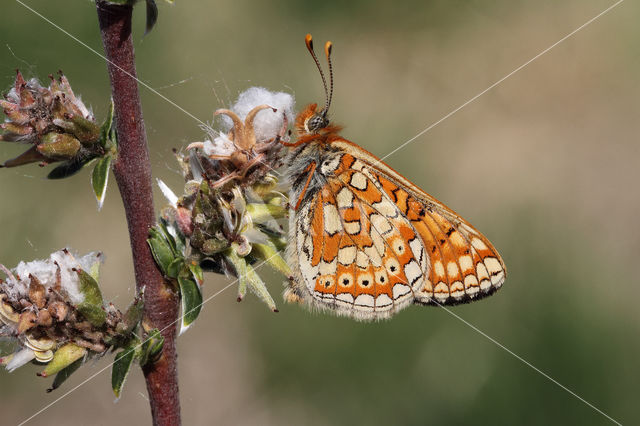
0, 71, 103, 172
152, 88, 294, 314
37, 132, 82, 160
29, 274, 47, 309
1, 250, 145, 391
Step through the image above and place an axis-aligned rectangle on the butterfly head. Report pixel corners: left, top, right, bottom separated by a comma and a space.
295, 103, 329, 135
291, 34, 342, 144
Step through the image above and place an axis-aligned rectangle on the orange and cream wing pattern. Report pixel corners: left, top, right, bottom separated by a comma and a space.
290, 149, 505, 320
292, 153, 427, 319
368, 163, 506, 305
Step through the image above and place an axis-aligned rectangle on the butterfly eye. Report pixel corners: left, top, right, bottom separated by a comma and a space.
306, 112, 329, 133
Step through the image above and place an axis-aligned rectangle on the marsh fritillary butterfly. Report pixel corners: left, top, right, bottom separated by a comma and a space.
283, 35, 506, 320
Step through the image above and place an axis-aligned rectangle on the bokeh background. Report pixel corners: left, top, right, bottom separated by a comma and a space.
1, 0, 638, 424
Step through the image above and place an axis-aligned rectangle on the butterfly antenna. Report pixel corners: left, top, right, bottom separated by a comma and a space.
324, 41, 334, 113
305, 34, 329, 113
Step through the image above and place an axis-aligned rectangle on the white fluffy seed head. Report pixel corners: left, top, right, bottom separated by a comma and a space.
220, 87, 295, 141
3, 250, 103, 305
202, 133, 235, 157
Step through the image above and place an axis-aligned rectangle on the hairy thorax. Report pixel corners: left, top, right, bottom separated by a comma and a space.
286, 141, 345, 206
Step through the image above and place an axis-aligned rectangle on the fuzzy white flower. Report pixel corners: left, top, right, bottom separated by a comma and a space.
4, 250, 102, 305
203, 133, 235, 157
220, 87, 295, 142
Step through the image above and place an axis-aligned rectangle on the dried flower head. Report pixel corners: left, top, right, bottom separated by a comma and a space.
0, 249, 144, 392
0, 70, 107, 174
152, 88, 293, 320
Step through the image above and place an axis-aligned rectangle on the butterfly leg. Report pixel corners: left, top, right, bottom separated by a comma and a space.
294, 161, 317, 210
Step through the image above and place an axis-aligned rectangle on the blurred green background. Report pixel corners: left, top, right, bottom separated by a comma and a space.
1, 0, 638, 424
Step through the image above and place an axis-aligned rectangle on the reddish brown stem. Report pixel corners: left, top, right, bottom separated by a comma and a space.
96, 2, 181, 425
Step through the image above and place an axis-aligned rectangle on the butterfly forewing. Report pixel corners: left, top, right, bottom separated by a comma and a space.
373, 168, 505, 302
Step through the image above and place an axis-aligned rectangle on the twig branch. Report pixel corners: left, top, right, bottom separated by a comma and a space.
95, 2, 181, 425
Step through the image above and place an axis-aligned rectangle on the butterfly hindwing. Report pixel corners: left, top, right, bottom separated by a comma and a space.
291, 152, 434, 320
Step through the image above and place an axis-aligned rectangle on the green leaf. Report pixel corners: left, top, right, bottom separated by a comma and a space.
47, 158, 87, 179
91, 155, 112, 210
187, 261, 204, 286
228, 251, 248, 302
40, 343, 86, 378
77, 303, 107, 327
112, 346, 137, 398
47, 358, 83, 393
147, 231, 174, 275
226, 249, 277, 310
244, 263, 277, 312
99, 100, 116, 151
269, 235, 287, 252
158, 220, 178, 254
177, 276, 202, 335
121, 295, 144, 334
251, 242, 291, 278
86, 253, 103, 283
145, 0, 158, 35
166, 258, 184, 279
76, 269, 104, 307
139, 328, 164, 367
160, 219, 185, 255
75, 268, 106, 327
246, 203, 286, 222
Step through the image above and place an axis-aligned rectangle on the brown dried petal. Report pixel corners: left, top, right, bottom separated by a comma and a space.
47, 301, 68, 322
15, 70, 26, 93
29, 274, 47, 309
17, 311, 37, 333
36, 309, 52, 327
19, 85, 36, 107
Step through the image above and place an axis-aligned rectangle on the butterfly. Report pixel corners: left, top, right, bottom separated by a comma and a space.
283, 34, 506, 320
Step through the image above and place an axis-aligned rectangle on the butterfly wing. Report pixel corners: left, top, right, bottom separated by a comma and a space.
331, 140, 506, 305
288, 142, 506, 320
289, 153, 428, 320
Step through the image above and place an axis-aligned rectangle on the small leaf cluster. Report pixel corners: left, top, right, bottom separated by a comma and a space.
148, 220, 203, 334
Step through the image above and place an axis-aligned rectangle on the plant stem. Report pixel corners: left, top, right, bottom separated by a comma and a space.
96, 2, 181, 425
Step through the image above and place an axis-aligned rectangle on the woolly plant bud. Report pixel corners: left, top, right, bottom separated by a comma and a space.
0, 250, 151, 396
0, 71, 118, 207
151, 88, 294, 329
